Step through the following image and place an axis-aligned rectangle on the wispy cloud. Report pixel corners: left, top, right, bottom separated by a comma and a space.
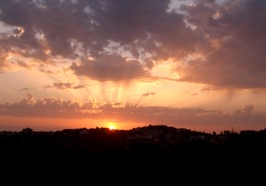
142, 92, 156, 97
44, 81, 85, 90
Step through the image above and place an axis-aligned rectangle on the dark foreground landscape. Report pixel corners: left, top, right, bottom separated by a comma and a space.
1, 125, 266, 182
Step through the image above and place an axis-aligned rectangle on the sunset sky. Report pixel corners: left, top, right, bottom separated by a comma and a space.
1, 0, 266, 133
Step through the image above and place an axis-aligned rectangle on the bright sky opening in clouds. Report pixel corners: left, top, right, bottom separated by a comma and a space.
1, 0, 266, 133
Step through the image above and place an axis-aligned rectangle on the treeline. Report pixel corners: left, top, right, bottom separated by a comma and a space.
1, 125, 266, 159
1, 125, 266, 181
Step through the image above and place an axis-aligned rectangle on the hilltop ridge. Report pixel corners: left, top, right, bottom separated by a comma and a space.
1, 124, 266, 156
1, 124, 265, 181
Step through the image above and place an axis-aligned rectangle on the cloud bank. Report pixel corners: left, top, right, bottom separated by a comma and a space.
1, 94, 265, 132
1, 0, 265, 88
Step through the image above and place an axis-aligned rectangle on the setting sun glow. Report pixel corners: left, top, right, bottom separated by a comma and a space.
107, 122, 117, 130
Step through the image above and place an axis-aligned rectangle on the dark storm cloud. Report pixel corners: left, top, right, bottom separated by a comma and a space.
179, 0, 266, 89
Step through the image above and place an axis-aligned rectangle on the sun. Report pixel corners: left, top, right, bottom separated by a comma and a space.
107, 121, 117, 130
109, 125, 116, 130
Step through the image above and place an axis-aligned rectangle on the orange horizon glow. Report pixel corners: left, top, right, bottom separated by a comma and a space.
0, 115, 266, 134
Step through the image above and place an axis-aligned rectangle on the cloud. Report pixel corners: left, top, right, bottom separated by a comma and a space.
16, 60, 31, 69
201, 87, 213, 92
20, 88, 30, 91
73, 84, 86, 89
0, 94, 94, 118
179, 0, 266, 89
44, 81, 85, 90
142, 92, 156, 97
0, 0, 197, 81
0, 0, 265, 88
39, 69, 53, 74
1, 94, 266, 131
70, 54, 149, 81
235, 105, 254, 116
0, 48, 10, 71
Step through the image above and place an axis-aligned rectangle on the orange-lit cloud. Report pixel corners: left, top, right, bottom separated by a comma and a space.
1, 94, 266, 132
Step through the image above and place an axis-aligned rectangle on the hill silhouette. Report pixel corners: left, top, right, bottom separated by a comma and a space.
1, 125, 265, 182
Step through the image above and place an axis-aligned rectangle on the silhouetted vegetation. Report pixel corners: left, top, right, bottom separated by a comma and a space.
1, 125, 265, 181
